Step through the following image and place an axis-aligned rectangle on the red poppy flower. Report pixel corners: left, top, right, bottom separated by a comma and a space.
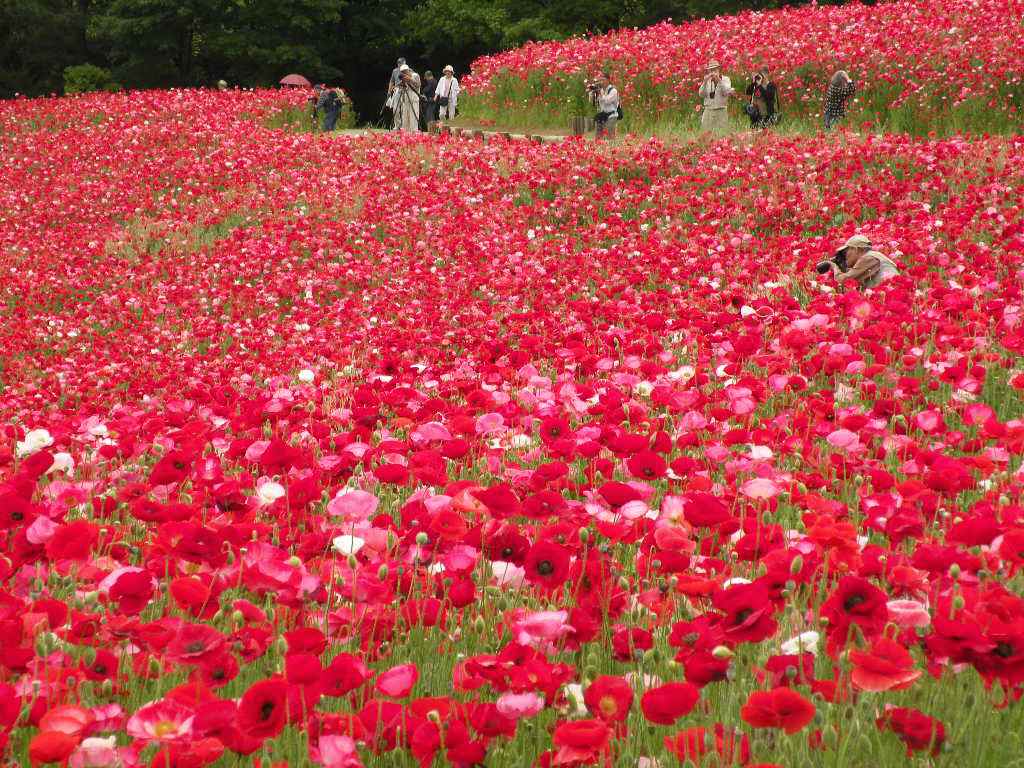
375, 663, 419, 698
237, 678, 289, 739
876, 707, 946, 756
552, 718, 612, 763
640, 681, 700, 725
583, 675, 634, 723
28, 730, 78, 767
740, 687, 816, 735
524, 540, 571, 590
713, 582, 778, 643
850, 637, 922, 692
820, 575, 888, 653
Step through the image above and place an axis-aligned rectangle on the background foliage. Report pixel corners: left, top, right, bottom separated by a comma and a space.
0, 0, 862, 119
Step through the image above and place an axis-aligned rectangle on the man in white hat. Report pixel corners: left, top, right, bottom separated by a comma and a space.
820, 234, 899, 289
392, 64, 422, 132
699, 60, 735, 135
435, 65, 460, 122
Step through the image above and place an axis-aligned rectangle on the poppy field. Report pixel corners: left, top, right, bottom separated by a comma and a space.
3, 84, 1024, 768
461, 0, 1024, 135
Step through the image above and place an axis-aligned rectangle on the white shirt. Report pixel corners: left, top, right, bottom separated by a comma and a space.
700, 75, 733, 109
436, 75, 460, 102
598, 85, 620, 114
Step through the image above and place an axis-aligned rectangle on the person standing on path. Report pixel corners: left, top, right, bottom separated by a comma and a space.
420, 71, 438, 130
824, 70, 856, 130
392, 65, 422, 132
318, 86, 347, 132
699, 60, 735, 135
435, 66, 460, 121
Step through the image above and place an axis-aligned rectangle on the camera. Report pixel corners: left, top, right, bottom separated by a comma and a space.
815, 252, 848, 274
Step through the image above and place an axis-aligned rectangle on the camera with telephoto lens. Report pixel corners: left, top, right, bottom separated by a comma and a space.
815, 252, 848, 274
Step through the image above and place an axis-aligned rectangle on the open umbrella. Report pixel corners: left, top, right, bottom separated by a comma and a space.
279, 74, 312, 87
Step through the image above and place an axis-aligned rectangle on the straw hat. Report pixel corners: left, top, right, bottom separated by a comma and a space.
837, 234, 872, 254
443, 65, 455, 74
705, 60, 722, 73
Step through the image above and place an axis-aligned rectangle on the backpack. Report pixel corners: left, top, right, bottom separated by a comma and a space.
320, 90, 339, 110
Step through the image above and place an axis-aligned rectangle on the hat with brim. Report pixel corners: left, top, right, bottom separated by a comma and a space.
443, 66, 454, 74
705, 61, 722, 72
836, 234, 872, 256
400, 65, 411, 73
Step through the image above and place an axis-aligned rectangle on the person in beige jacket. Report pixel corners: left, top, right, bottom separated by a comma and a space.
699, 60, 735, 135
821, 234, 899, 289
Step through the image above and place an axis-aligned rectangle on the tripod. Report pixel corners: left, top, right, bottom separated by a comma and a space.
391, 81, 421, 131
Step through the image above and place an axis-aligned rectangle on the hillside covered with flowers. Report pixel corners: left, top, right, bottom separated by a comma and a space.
462, 0, 1024, 133
2, 62, 1024, 768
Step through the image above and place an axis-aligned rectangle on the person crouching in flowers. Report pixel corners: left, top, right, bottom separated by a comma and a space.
699, 60, 735, 135
589, 71, 621, 140
816, 234, 899, 290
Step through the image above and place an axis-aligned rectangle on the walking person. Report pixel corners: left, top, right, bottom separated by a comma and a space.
699, 60, 735, 135
435, 66, 460, 122
420, 70, 438, 130
392, 65, 422, 132
590, 71, 620, 140
744, 68, 778, 129
824, 70, 856, 130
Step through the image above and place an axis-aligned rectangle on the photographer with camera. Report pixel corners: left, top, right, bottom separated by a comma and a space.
588, 71, 621, 140
744, 68, 778, 129
816, 234, 899, 290
699, 60, 736, 135
392, 64, 422, 132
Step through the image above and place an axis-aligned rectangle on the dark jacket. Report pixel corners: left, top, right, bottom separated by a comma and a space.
745, 80, 777, 118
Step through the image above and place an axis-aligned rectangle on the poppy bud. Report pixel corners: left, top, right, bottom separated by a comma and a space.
148, 657, 162, 676
473, 616, 486, 634
416, 532, 429, 545
952, 595, 965, 611
949, 564, 961, 580
712, 645, 733, 659
101, 679, 113, 696
387, 531, 399, 549
346, 554, 358, 569
790, 555, 804, 575
668, 575, 679, 589
377, 564, 389, 580
232, 609, 245, 625
579, 528, 590, 544
286, 555, 302, 567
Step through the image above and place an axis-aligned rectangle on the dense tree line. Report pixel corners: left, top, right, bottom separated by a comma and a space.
0, 0, 861, 118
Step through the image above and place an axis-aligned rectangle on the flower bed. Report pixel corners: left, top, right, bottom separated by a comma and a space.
2, 88, 1024, 765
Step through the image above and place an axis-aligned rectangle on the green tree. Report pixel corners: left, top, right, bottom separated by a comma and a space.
91, 0, 228, 87
0, 0, 88, 97
210, 0, 346, 86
